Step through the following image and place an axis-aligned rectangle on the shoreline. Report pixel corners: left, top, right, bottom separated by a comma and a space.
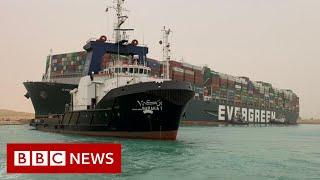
0, 119, 31, 126
0, 109, 34, 125
298, 121, 320, 125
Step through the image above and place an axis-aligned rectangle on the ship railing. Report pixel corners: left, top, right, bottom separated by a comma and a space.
70, 105, 94, 111
35, 114, 64, 119
50, 73, 82, 79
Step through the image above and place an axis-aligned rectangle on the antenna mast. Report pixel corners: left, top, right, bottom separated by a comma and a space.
106, 0, 133, 43
161, 26, 172, 79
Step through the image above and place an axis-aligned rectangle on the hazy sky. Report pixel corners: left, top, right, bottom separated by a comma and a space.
0, 0, 319, 118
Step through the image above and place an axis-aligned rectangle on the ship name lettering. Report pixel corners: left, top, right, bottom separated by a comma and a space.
218, 105, 276, 122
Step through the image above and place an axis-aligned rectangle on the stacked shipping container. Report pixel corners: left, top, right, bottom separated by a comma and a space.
201, 68, 299, 114
159, 60, 204, 92
46, 52, 299, 115
48, 51, 87, 79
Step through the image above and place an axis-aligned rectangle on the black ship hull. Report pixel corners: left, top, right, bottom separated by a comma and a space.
24, 82, 77, 118
30, 81, 195, 140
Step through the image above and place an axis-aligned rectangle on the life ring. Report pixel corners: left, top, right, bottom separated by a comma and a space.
131, 39, 139, 46
99, 35, 107, 42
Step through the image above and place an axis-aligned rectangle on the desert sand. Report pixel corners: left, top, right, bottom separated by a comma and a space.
0, 109, 34, 125
298, 118, 320, 125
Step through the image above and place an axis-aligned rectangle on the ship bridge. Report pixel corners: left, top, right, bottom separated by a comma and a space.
83, 40, 149, 76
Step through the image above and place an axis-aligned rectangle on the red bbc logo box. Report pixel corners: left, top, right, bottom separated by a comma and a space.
7, 144, 121, 174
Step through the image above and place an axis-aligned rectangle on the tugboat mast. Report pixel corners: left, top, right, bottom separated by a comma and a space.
106, 0, 133, 43
106, 0, 134, 87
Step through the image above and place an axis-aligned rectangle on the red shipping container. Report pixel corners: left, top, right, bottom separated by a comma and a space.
169, 61, 182, 68
172, 73, 184, 81
184, 75, 194, 83
220, 79, 228, 86
212, 82, 220, 89
101, 54, 112, 69
194, 70, 203, 77
195, 77, 203, 86
228, 80, 235, 89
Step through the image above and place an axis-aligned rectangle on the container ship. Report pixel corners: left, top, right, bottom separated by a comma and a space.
24, 1, 299, 127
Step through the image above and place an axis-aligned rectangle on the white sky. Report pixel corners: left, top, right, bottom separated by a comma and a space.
0, 0, 319, 118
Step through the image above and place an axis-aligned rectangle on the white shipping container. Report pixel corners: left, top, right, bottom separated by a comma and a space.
182, 63, 193, 69
192, 65, 203, 71
173, 67, 184, 73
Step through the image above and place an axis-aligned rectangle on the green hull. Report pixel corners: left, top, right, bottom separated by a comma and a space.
183, 99, 299, 124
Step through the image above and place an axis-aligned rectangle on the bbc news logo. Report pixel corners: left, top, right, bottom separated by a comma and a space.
7, 144, 121, 174
14, 151, 67, 166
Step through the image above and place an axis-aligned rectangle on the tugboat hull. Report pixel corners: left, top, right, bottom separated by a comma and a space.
30, 81, 194, 140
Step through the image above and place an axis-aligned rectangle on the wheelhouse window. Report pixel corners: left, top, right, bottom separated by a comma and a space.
129, 68, 133, 74
139, 69, 144, 74
144, 69, 147, 74
122, 68, 128, 73
134, 68, 139, 74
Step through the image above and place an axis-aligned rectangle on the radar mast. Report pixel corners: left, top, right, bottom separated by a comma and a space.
106, 0, 133, 43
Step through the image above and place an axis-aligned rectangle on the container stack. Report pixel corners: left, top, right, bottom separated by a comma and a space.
159, 60, 204, 93
247, 81, 254, 105
292, 95, 300, 112
240, 77, 249, 106
226, 76, 235, 104
171, 66, 184, 82
182, 63, 195, 85
199, 68, 299, 113
49, 51, 87, 79
146, 58, 161, 77
234, 77, 242, 105
101, 53, 112, 69
193, 65, 204, 87
210, 73, 221, 101
44, 52, 299, 116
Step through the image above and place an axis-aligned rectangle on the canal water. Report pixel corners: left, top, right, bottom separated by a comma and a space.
0, 125, 319, 180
